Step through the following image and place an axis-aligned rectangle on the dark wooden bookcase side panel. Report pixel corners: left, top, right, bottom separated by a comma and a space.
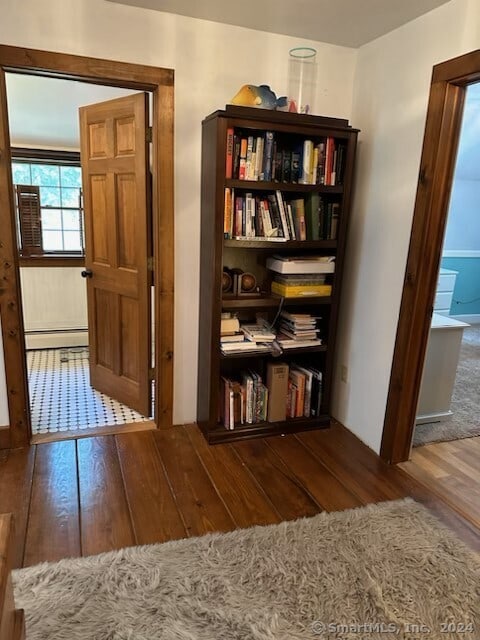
198, 107, 358, 443
197, 116, 227, 428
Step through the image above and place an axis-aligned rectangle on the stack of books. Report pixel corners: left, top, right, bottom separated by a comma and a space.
267, 255, 334, 298
275, 311, 322, 349
220, 371, 268, 430
220, 321, 275, 355
271, 274, 331, 298
220, 313, 243, 345
241, 324, 276, 343
267, 254, 335, 274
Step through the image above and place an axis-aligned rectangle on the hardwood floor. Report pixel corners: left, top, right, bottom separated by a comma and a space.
400, 436, 480, 531
0, 423, 479, 570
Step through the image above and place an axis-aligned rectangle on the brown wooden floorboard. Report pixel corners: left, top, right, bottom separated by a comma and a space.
0, 423, 478, 568
232, 439, 322, 520
186, 425, 281, 529
266, 434, 363, 511
0, 447, 35, 568
23, 441, 80, 567
116, 431, 187, 545
296, 426, 405, 503
77, 436, 135, 557
152, 427, 236, 537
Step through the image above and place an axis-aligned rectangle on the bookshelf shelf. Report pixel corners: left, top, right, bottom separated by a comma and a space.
226, 179, 343, 194
198, 106, 358, 444
222, 296, 332, 310
220, 345, 328, 359
223, 239, 338, 250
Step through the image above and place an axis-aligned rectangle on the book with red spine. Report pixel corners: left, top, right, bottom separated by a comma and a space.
225, 128, 234, 179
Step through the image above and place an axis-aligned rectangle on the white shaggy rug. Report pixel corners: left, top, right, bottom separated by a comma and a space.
14, 499, 480, 640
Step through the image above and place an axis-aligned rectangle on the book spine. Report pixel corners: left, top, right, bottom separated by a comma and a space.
291, 148, 301, 183
331, 148, 337, 186
296, 375, 305, 418
325, 137, 335, 186
330, 203, 340, 240
281, 150, 291, 183
223, 188, 232, 238
267, 194, 284, 237
254, 136, 263, 181
305, 193, 320, 241
234, 196, 242, 237
225, 128, 234, 179
263, 132, 274, 181
245, 192, 254, 237
273, 149, 282, 182
301, 140, 313, 184
336, 144, 345, 185
311, 146, 319, 185
317, 142, 326, 185
286, 204, 297, 241
245, 136, 254, 181
260, 200, 272, 236
239, 138, 248, 180
232, 135, 241, 179
275, 191, 291, 240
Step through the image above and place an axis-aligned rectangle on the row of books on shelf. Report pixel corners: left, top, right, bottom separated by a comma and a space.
219, 361, 323, 430
220, 311, 324, 354
224, 189, 340, 241
226, 129, 345, 186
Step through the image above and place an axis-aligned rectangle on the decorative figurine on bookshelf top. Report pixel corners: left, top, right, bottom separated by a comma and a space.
230, 85, 288, 111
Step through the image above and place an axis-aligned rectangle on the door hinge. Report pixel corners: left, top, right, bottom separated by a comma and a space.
146, 126, 153, 143
148, 367, 155, 381
147, 256, 154, 271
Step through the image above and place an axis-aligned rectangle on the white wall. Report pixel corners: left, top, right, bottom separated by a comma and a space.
0, 0, 356, 426
20, 268, 88, 332
443, 82, 480, 252
332, 0, 480, 452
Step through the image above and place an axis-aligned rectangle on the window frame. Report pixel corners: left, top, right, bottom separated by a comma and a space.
11, 147, 85, 263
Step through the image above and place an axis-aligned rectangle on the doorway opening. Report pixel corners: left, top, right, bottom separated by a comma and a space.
7, 75, 154, 440
0, 45, 174, 449
381, 49, 480, 465
412, 81, 480, 449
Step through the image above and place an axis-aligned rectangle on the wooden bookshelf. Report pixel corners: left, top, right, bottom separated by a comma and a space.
198, 106, 358, 443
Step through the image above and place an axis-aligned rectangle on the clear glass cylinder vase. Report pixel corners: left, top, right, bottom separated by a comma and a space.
287, 47, 317, 114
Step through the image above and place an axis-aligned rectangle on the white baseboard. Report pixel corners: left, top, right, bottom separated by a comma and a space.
449, 314, 480, 325
416, 410, 452, 425
25, 330, 88, 350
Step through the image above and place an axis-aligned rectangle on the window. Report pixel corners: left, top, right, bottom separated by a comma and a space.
11, 149, 84, 257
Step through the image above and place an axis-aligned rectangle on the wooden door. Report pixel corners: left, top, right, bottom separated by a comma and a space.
79, 92, 152, 417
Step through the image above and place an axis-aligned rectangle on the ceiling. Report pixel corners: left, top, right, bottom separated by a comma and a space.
6, 74, 134, 149
106, 0, 451, 48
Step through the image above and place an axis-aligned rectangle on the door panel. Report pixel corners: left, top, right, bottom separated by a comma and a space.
79, 92, 151, 416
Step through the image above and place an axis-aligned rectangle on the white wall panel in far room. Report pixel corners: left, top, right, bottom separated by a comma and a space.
20, 267, 87, 332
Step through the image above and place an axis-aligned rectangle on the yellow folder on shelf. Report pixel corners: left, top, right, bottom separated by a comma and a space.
271, 282, 332, 298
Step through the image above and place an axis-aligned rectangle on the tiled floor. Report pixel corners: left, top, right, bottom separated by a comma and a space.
27, 348, 148, 435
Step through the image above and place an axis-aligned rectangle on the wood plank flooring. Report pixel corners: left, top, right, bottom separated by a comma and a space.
400, 436, 480, 530
0, 423, 478, 569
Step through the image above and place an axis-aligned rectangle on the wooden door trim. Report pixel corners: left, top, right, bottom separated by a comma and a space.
381, 49, 480, 464
0, 45, 174, 448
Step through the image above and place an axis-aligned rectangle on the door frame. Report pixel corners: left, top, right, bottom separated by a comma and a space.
380, 49, 480, 464
0, 44, 174, 449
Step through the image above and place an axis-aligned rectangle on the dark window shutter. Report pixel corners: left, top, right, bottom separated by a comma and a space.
16, 185, 43, 256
